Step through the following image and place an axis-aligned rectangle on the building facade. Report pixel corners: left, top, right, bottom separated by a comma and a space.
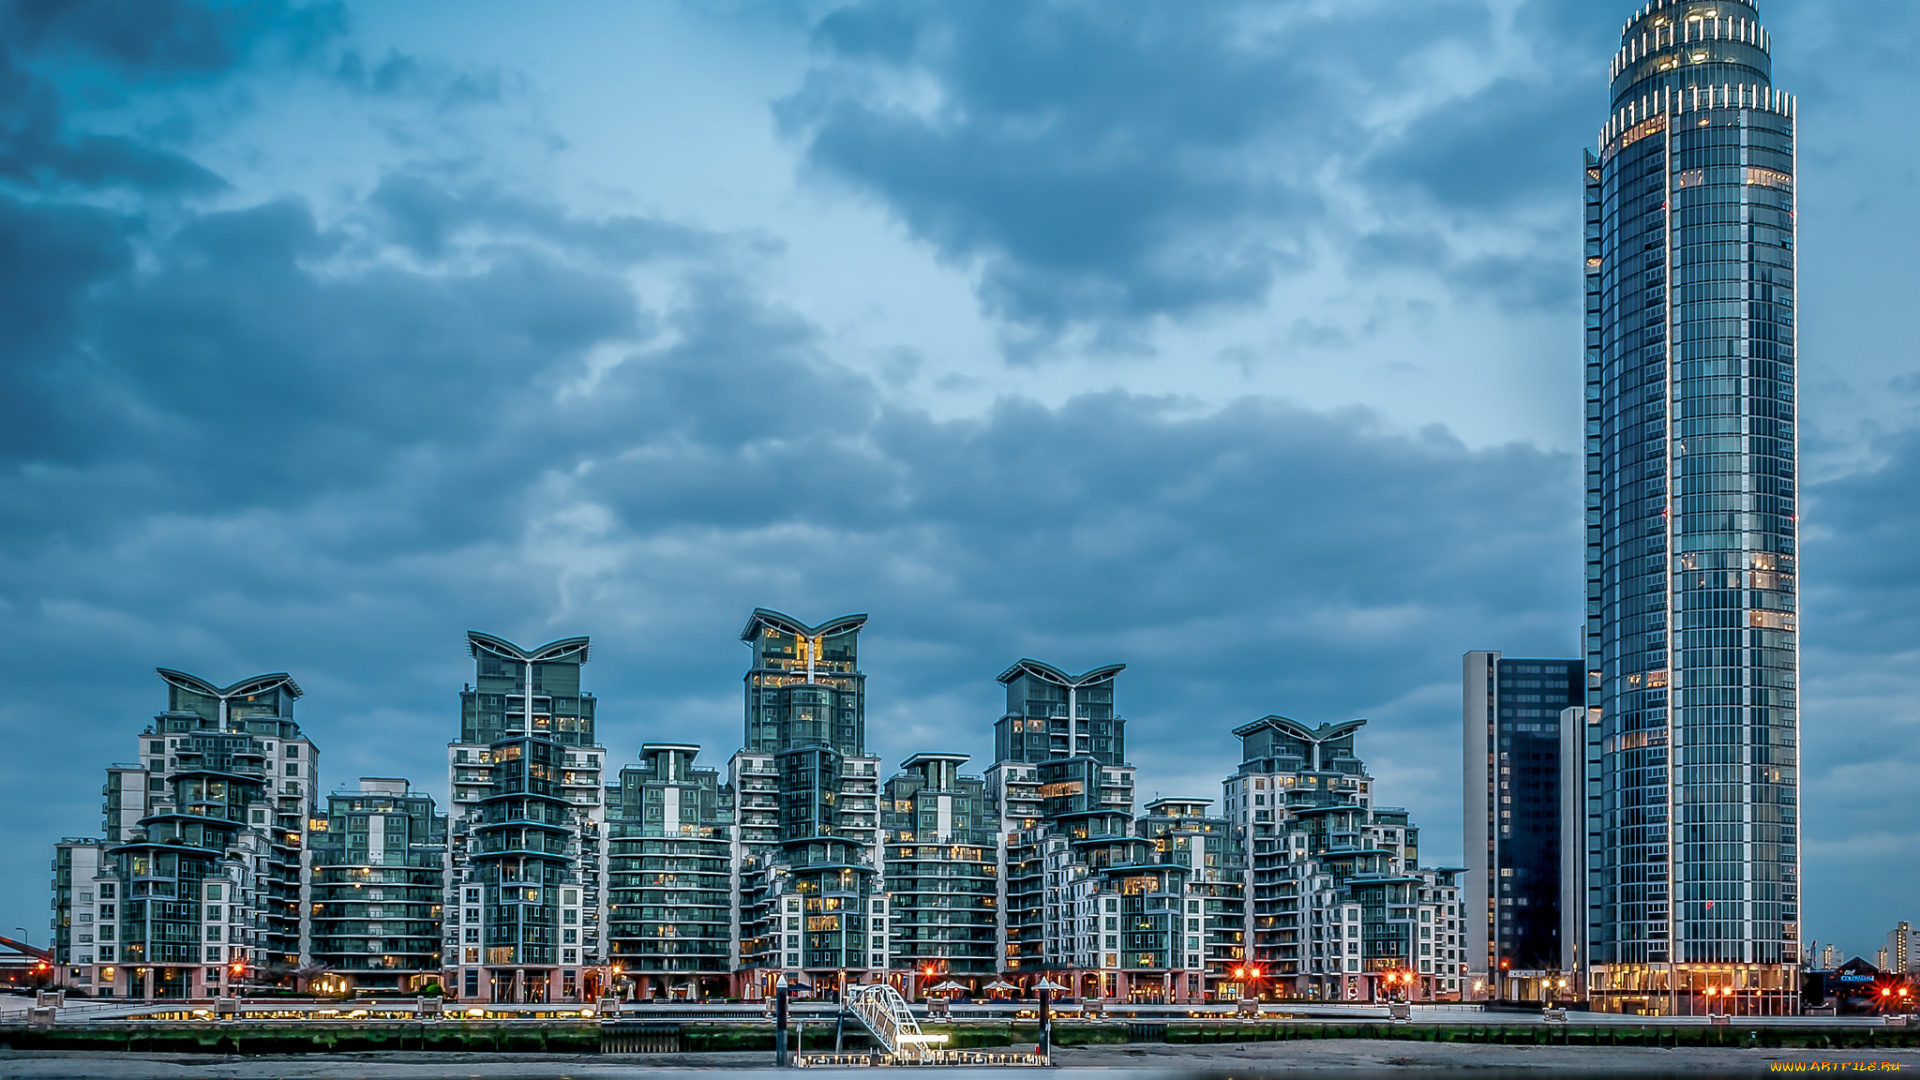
1889, 922, 1916, 976
881, 753, 997, 988
444, 632, 610, 1003
52, 670, 320, 999
49, 617, 1461, 1007
1462, 652, 1586, 999
1586, 0, 1801, 1015
1228, 716, 1463, 1002
733, 610, 889, 998
605, 743, 735, 999
308, 778, 448, 994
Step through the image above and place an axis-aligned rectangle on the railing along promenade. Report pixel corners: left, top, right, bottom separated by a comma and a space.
2, 991, 1916, 1059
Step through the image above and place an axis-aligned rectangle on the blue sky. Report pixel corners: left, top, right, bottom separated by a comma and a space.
0, 0, 1914, 961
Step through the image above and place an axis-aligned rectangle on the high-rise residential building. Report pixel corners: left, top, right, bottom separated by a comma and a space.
47, 619, 1461, 1008
992, 660, 1127, 766
987, 659, 1253, 1004
605, 744, 735, 999
1462, 653, 1586, 998
881, 753, 997, 988
1889, 922, 1915, 975
308, 778, 447, 994
1586, 0, 1800, 1016
58, 670, 319, 999
732, 610, 888, 997
1227, 716, 1463, 1002
445, 632, 609, 1004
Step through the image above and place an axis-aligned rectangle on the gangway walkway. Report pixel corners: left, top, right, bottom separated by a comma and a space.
846, 984, 943, 1063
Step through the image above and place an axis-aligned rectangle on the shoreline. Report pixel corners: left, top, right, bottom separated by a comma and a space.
3, 1041, 1919, 1077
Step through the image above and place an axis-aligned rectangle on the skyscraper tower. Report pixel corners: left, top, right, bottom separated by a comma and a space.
1585, 0, 1799, 1015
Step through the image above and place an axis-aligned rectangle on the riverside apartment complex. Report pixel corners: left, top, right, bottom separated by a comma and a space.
46, 610, 1463, 1005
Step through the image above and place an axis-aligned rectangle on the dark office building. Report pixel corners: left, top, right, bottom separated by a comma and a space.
1462, 653, 1585, 998
1586, 0, 1801, 1015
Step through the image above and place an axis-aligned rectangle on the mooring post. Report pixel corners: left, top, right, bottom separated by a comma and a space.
1038, 986, 1051, 1062
776, 974, 790, 1067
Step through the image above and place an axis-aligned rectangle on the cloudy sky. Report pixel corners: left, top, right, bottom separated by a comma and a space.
1, 0, 1914, 961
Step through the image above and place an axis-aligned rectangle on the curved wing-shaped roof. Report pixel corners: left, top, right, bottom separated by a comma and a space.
1230, 715, 1368, 742
995, 658, 1126, 688
739, 608, 869, 642
156, 668, 304, 700
466, 631, 591, 664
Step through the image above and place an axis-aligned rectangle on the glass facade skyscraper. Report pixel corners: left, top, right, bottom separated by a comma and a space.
1586, 0, 1799, 1015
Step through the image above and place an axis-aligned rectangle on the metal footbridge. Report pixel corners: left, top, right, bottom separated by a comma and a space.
846, 984, 943, 1063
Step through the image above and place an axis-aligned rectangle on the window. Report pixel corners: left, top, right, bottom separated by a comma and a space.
286, 764, 299, 776
285, 745, 299, 758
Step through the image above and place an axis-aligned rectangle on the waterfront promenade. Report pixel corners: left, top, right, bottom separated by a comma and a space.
2, 1042, 1919, 1078
5, 994, 1919, 1076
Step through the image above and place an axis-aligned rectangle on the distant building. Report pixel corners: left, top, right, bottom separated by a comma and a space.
1462, 652, 1586, 999
1889, 922, 1915, 975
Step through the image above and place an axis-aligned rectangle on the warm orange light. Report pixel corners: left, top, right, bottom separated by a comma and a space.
1248, 966, 1262, 978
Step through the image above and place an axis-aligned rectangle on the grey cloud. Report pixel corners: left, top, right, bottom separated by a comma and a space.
780, 0, 1621, 343
1799, 426, 1920, 931
0, 0, 344, 81
367, 173, 716, 266
0, 50, 227, 194
0, 194, 132, 459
